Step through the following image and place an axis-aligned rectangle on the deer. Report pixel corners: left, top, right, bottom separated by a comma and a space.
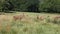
37, 15, 45, 21
13, 13, 25, 21
54, 16, 60, 19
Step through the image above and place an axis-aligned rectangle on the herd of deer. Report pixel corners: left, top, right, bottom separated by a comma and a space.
0, 13, 60, 21
13, 13, 60, 21
13, 13, 31, 21
13, 13, 46, 21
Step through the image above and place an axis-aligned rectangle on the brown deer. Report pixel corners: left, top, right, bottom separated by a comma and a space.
37, 15, 44, 21
54, 16, 60, 19
13, 13, 25, 21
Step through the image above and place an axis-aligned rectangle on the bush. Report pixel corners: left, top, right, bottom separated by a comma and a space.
45, 16, 50, 22
39, 0, 60, 13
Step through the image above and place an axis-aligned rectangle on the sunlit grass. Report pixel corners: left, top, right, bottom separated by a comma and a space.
0, 12, 60, 34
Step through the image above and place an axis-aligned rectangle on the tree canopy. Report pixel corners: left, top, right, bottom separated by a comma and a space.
0, 0, 60, 13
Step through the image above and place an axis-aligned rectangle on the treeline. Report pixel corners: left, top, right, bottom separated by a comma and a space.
0, 0, 60, 13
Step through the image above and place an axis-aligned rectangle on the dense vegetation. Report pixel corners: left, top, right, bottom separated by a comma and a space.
0, 0, 60, 13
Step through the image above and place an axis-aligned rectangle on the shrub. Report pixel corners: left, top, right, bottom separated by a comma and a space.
45, 16, 51, 23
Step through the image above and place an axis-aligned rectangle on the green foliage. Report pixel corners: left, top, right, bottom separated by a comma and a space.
0, 0, 4, 12
39, 0, 60, 13
0, 0, 60, 13
46, 16, 51, 23
9, 0, 39, 11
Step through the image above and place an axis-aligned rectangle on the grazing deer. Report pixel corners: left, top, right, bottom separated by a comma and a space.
37, 15, 44, 21
13, 13, 25, 21
54, 16, 60, 19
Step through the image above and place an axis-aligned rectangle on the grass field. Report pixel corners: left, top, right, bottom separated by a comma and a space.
0, 12, 60, 34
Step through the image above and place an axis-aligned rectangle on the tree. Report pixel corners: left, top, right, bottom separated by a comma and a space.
39, 0, 60, 13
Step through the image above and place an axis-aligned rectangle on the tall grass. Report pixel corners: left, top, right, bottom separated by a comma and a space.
0, 12, 60, 34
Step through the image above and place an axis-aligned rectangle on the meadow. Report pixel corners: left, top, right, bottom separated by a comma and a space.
0, 12, 60, 34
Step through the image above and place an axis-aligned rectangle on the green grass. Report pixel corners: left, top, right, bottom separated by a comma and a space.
0, 12, 60, 34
